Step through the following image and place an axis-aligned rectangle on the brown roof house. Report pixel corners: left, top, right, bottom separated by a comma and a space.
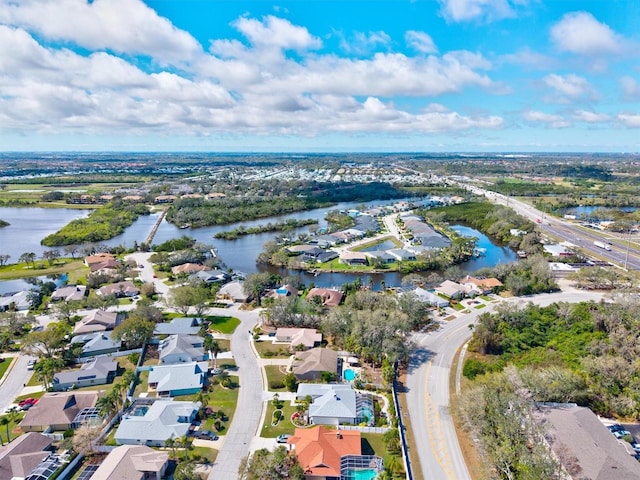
84, 253, 120, 272
292, 348, 339, 381
275, 328, 322, 350
461, 275, 504, 295
288, 426, 383, 479
20, 391, 100, 432
96, 280, 140, 298
74, 310, 124, 334
91, 445, 169, 480
306, 288, 344, 307
0, 432, 53, 479
171, 263, 207, 275
536, 403, 640, 480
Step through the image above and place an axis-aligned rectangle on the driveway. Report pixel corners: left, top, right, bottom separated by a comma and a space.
125, 252, 170, 295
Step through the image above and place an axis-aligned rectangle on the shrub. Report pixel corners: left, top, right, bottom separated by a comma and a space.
269, 381, 285, 390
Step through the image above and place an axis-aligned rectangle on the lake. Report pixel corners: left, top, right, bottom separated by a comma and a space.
0, 200, 518, 289
0, 207, 89, 261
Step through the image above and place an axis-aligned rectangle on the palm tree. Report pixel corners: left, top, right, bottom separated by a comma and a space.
195, 391, 210, 418
165, 435, 177, 459
203, 336, 221, 370
96, 393, 117, 419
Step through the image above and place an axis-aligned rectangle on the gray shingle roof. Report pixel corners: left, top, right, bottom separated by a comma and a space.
115, 400, 200, 444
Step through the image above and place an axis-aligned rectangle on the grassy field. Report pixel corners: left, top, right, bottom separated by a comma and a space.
0, 411, 27, 443
0, 357, 14, 380
361, 432, 405, 475
0, 259, 88, 281
254, 341, 291, 358
260, 401, 298, 437
264, 365, 287, 390
207, 315, 241, 334
203, 385, 239, 434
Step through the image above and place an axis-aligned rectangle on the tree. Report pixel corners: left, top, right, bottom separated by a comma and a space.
0, 254, 10, 266
21, 326, 66, 358
170, 283, 210, 316
284, 373, 298, 392
42, 249, 61, 266
245, 446, 304, 480
165, 435, 178, 459
19, 252, 36, 269
33, 357, 64, 390
72, 423, 101, 456
96, 392, 118, 419
63, 245, 79, 259
51, 301, 78, 325
203, 336, 222, 369
174, 460, 199, 480
243, 272, 279, 306
112, 316, 155, 349
0, 311, 33, 335
0, 416, 8, 445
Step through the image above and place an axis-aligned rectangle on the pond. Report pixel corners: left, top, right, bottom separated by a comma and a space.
0, 274, 68, 295
451, 225, 518, 272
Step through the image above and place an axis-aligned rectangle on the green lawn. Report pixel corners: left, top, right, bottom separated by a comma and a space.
254, 341, 291, 358
200, 385, 240, 434
0, 411, 26, 443
361, 432, 405, 476
134, 370, 149, 397
190, 445, 217, 464
0, 357, 14, 380
0, 259, 88, 281
261, 402, 298, 438
207, 315, 241, 334
450, 302, 465, 311
264, 365, 287, 390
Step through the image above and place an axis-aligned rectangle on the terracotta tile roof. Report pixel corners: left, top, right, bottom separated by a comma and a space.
289, 426, 361, 477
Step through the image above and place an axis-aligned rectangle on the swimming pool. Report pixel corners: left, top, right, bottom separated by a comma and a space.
345, 468, 379, 480
343, 369, 358, 381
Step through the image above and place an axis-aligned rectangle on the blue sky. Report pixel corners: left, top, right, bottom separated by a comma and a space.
1, 0, 639, 152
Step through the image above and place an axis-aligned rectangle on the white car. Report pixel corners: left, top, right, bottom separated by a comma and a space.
27, 359, 36, 370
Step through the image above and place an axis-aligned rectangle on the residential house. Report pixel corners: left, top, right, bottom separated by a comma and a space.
0, 432, 53, 480
70, 331, 122, 357
147, 362, 207, 396
122, 195, 144, 202
387, 248, 417, 262
52, 355, 118, 391
158, 335, 207, 365
84, 253, 117, 271
205, 192, 226, 200
73, 310, 123, 335
292, 348, 339, 381
316, 251, 339, 263
403, 287, 449, 308
296, 384, 374, 426
154, 317, 201, 336
285, 245, 321, 255
218, 281, 248, 303
0, 290, 31, 311
461, 275, 504, 295
20, 391, 100, 432
97, 280, 140, 298
275, 328, 322, 350
189, 269, 230, 284
536, 403, 640, 479
339, 251, 368, 266
171, 263, 207, 275
435, 280, 467, 299
91, 445, 169, 480
300, 247, 326, 263
365, 250, 395, 264
543, 244, 574, 257
50, 285, 87, 302
305, 288, 344, 307
288, 426, 383, 480
115, 400, 200, 446
154, 195, 177, 204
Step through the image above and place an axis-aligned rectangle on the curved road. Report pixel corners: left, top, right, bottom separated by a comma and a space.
406, 289, 605, 480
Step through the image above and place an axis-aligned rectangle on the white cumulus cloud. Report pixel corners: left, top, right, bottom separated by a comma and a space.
523, 110, 570, 128
405, 31, 438, 54
543, 73, 595, 103
438, 0, 527, 23
550, 12, 621, 55
572, 110, 610, 123
617, 113, 640, 128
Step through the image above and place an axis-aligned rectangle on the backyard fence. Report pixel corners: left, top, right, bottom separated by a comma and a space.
392, 380, 413, 480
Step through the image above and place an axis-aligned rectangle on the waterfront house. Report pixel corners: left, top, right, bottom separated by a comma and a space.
435, 280, 467, 299
306, 288, 344, 307
50, 285, 87, 302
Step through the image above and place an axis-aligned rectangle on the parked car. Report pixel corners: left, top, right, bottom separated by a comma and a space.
18, 398, 37, 407
276, 434, 291, 443
20, 403, 34, 411
193, 429, 218, 441
27, 359, 36, 370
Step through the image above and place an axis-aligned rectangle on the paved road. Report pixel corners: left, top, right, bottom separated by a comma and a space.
0, 354, 37, 412
208, 305, 263, 479
125, 252, 170, 295
406, 289, 605, 480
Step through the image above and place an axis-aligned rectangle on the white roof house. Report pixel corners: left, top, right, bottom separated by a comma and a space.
115, 400, 200, 447
154, 317, 201, 336
0, 290, 31, 311
70, 331, 121, 357
147, 362, 207, 397
91, 445, 168, 480
296, 384, 373, 426
158, 335, 206, 365
403, 287, 449, 308
435, 280, 467, 299
275, 328, 322, 349
53, 355, 118, 391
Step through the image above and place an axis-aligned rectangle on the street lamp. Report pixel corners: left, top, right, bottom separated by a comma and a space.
624, 227, 632, 271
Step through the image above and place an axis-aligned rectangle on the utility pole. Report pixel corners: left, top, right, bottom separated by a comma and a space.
624, 227, 631, 271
